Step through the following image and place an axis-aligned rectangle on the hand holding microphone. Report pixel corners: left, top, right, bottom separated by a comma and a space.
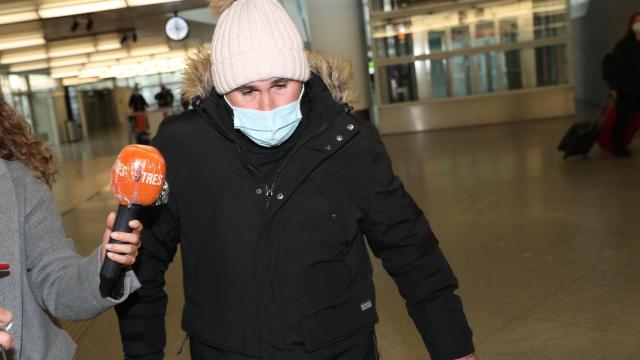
99, 145, 168, 298
0, 306, 13, 359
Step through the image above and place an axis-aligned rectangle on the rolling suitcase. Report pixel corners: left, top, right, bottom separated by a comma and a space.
597, 104, 640, 150
558, 121, 601, 159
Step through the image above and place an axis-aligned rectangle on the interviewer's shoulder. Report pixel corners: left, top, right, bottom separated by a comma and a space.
3, 159, 51, 210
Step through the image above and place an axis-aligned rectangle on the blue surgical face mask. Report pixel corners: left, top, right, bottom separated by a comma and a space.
225, 86, 304, 148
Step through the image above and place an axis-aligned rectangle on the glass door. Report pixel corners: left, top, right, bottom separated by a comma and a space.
500, 19, 523, 90
451, 26, 471, 97
428, 30, 449, 99
474, 21, 499, 94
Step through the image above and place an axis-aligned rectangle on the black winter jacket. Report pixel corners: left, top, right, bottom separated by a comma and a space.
116, 52, 474, 360
610, 35, 640, 97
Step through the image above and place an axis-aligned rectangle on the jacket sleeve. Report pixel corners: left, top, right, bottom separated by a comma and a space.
115, 191, 180, 359
359, 129, 474, 360
23, 174, 140, 321
610, 40, 626, 92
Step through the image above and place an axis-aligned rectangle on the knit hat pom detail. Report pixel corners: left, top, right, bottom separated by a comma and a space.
210, 0, 237, 17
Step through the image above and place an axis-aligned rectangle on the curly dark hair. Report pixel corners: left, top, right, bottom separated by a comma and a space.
0, 94, 57, 187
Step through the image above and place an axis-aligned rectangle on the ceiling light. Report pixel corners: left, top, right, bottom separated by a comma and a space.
0, 31, 46, 51
48, 38, 96, 58
84, 60, 118, 69
79, 66, 110, 78
118, 55, 152, 64
96, 34, 121, 51
89, 49, 127, 62
152, 49, 186, 60
125, 0, 181, 6
9, 61, 50, 73
38, 0, 127, 19
0, 46, 48, 64
49, 55, 88, 67
62, 77, 99, 86
50, 65, 82, 79
129, 44, 170, 57
0, 2, 39, 25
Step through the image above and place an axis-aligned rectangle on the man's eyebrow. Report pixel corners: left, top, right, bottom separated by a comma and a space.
237, 84, 258, 91
271, 78, 288, 85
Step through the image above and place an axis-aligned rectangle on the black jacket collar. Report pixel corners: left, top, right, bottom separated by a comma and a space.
194, 75, 354, 149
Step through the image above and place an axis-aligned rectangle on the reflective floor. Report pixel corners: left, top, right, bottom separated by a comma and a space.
56, 118, 640, 359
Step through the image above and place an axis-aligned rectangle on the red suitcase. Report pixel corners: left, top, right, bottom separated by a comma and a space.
597, 105, 640, 150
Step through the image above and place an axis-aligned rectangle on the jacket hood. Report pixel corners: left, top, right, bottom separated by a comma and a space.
182, 47, 357, 105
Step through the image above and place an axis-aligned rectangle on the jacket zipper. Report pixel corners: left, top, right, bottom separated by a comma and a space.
263, 120, 329, 210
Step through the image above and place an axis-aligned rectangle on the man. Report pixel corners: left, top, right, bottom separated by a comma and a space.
155, 85, 174, 108
128, 85, 149, 113
609, 11, 640, 157
116, 1, 476, 359
128, 85, 150, 144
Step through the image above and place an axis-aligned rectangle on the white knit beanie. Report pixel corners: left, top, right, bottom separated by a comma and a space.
210, 0, 311, 94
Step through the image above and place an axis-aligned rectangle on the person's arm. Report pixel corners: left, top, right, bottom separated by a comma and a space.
23, 176, 141, 321
142, 95, 149, 109
610, 40, 627, 93
359, 128, 475, 360
115, 194, 180, 360
115, 126, 180, 359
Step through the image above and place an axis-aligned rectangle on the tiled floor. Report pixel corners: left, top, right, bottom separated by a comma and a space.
55, 118, 640, 359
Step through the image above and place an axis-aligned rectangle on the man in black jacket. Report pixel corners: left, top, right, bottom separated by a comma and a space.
609, 11, 640, 157
116, 0, 476, 359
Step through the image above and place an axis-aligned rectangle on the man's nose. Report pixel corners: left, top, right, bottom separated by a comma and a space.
258, 95, 275, 111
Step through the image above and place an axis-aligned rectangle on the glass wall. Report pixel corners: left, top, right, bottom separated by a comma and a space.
370, 0, 570, 105
0, 73, 62, 144
115, 72, 183, 111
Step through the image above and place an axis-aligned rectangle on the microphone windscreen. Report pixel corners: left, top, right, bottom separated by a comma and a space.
111, 145, 166, 206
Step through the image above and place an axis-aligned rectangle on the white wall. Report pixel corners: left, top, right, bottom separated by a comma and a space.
572, 0, 638, 105
304, 0, 371, 111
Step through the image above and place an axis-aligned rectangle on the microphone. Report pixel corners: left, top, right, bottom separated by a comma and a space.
99, 144, 168, 298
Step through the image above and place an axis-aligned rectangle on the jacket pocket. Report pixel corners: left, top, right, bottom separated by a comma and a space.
308, 176, 360, 248
300, 295, 379, 352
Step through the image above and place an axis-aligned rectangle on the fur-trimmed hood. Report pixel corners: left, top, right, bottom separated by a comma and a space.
181, 48, 357, 106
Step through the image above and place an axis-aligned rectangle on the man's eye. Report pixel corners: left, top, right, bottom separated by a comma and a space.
241, 90, 254, 96
275, 83, 288, 89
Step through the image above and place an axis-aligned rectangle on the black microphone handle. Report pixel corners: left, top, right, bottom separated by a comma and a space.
99, 203, 141, 298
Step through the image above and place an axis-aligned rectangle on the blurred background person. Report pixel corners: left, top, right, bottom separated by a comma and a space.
128, 84, 151, 144
0, 95, 143, 359
608, 11, 640, 157
128, 84, 149, 113
155, 85, 174, 109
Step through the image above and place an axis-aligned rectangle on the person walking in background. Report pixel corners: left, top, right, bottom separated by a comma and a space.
155, 85, 174, 108
0, 95, 143, 359
128, 84, 149, 113
128, 85, 151, 144
116, 1, 476, 359
609, 11, 640, 157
